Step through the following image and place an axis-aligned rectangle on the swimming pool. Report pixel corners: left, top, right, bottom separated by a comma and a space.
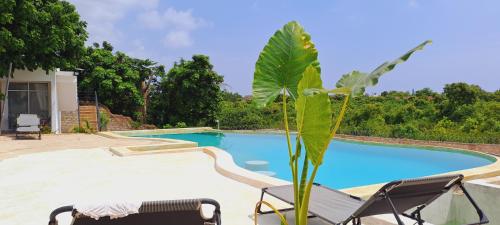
133, 132, 494, 189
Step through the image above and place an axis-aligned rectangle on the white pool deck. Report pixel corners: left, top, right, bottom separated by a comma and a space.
0, 148, 291, 225
1, 129, 499, 225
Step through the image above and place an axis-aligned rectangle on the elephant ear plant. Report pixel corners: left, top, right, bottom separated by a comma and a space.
252, 21, 431, 225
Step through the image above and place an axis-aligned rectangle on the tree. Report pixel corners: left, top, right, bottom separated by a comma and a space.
133, 58, 165, 123
150, 55, 224, 126
415, 87, 438, 98
443, 82, 484, 105
0, 0, 87, 76
78, 42, 164, 120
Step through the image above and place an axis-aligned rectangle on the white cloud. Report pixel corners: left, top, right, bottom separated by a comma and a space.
68, 0, 208, 51
138, 7, 208, 48
138, 8, 206, 30
128, 39, 148, 58
409, 0, 419, 8
163, 31, 193, 48
68, 0, 159, 45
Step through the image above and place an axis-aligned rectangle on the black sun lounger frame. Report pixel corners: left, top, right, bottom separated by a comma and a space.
48, 198, 221, 225
258, 174, 488, 225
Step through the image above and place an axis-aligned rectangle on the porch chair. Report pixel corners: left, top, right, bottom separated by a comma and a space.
16, 114, 41, 140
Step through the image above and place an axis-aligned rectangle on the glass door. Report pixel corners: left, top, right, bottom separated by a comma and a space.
7, 82, 50, 129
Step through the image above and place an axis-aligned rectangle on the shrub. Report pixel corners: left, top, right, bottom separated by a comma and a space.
175, 122, 187, 128
162, 124, 173, 129
73, 120, 94, 133
99, 112, 109, 131
131, 121, 142, 129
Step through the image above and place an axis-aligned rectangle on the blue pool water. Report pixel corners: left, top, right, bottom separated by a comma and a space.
134, 132, 494, 189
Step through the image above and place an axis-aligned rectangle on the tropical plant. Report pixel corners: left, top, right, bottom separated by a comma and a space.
252, 21, 430, 225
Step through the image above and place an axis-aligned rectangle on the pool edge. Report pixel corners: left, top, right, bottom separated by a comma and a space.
105, 129, 500, 198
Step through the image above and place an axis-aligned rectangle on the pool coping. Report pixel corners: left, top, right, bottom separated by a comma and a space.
104, 128, 500, 198
100, 127, 217, 155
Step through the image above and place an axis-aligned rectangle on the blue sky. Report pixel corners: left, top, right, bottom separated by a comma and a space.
69, 0, 500, 95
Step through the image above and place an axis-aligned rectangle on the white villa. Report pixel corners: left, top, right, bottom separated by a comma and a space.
0, 69, 79, 134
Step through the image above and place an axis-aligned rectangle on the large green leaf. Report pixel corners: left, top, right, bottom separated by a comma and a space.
295, 66, 332, 166
252, 21, 319, 107
336, 40, 432, 96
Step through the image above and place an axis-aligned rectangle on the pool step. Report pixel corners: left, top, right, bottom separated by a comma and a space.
245, 160, 269, 171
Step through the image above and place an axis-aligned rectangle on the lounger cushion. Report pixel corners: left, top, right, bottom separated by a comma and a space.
16, 126, 40, 132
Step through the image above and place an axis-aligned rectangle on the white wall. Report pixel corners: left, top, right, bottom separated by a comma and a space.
56, 71, 78, 111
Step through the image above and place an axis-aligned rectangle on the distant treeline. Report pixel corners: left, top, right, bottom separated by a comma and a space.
218, 83, 500, 144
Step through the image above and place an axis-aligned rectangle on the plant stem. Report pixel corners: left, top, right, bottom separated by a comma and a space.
282, 89, 293, 161
299, 152, 309, 203
294, 136, 301, 209
298, 95, 350, 225
329, 95, 350, 141
254, 201, 289, 225
281, 89, 299, 224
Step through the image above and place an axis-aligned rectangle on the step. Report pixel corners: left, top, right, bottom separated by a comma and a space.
245, 160, 269, 171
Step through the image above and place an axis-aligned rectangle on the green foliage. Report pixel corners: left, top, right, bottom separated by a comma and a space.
99, 112, 109, 131
175, 122, 187, 128
130, 121, 142, 129
162, 124, 173, 129
218, 100, 268, 129
251, 21, 429, 225
295, 66, 332, 166
148, 55, 224, 127
329, 40, 431, 96
252, 21, 319, 107
73, 120, 94, 133
220, 84, 499, 144
0, 0, 87, 76
78, 42, 165, 120
444, 82, 484, 105
40, 124, 51, 134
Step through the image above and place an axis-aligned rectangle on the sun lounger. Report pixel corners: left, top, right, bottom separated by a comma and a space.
48, 198, 221, 225
258, 174, 488, 225
16, 114, 41, 139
